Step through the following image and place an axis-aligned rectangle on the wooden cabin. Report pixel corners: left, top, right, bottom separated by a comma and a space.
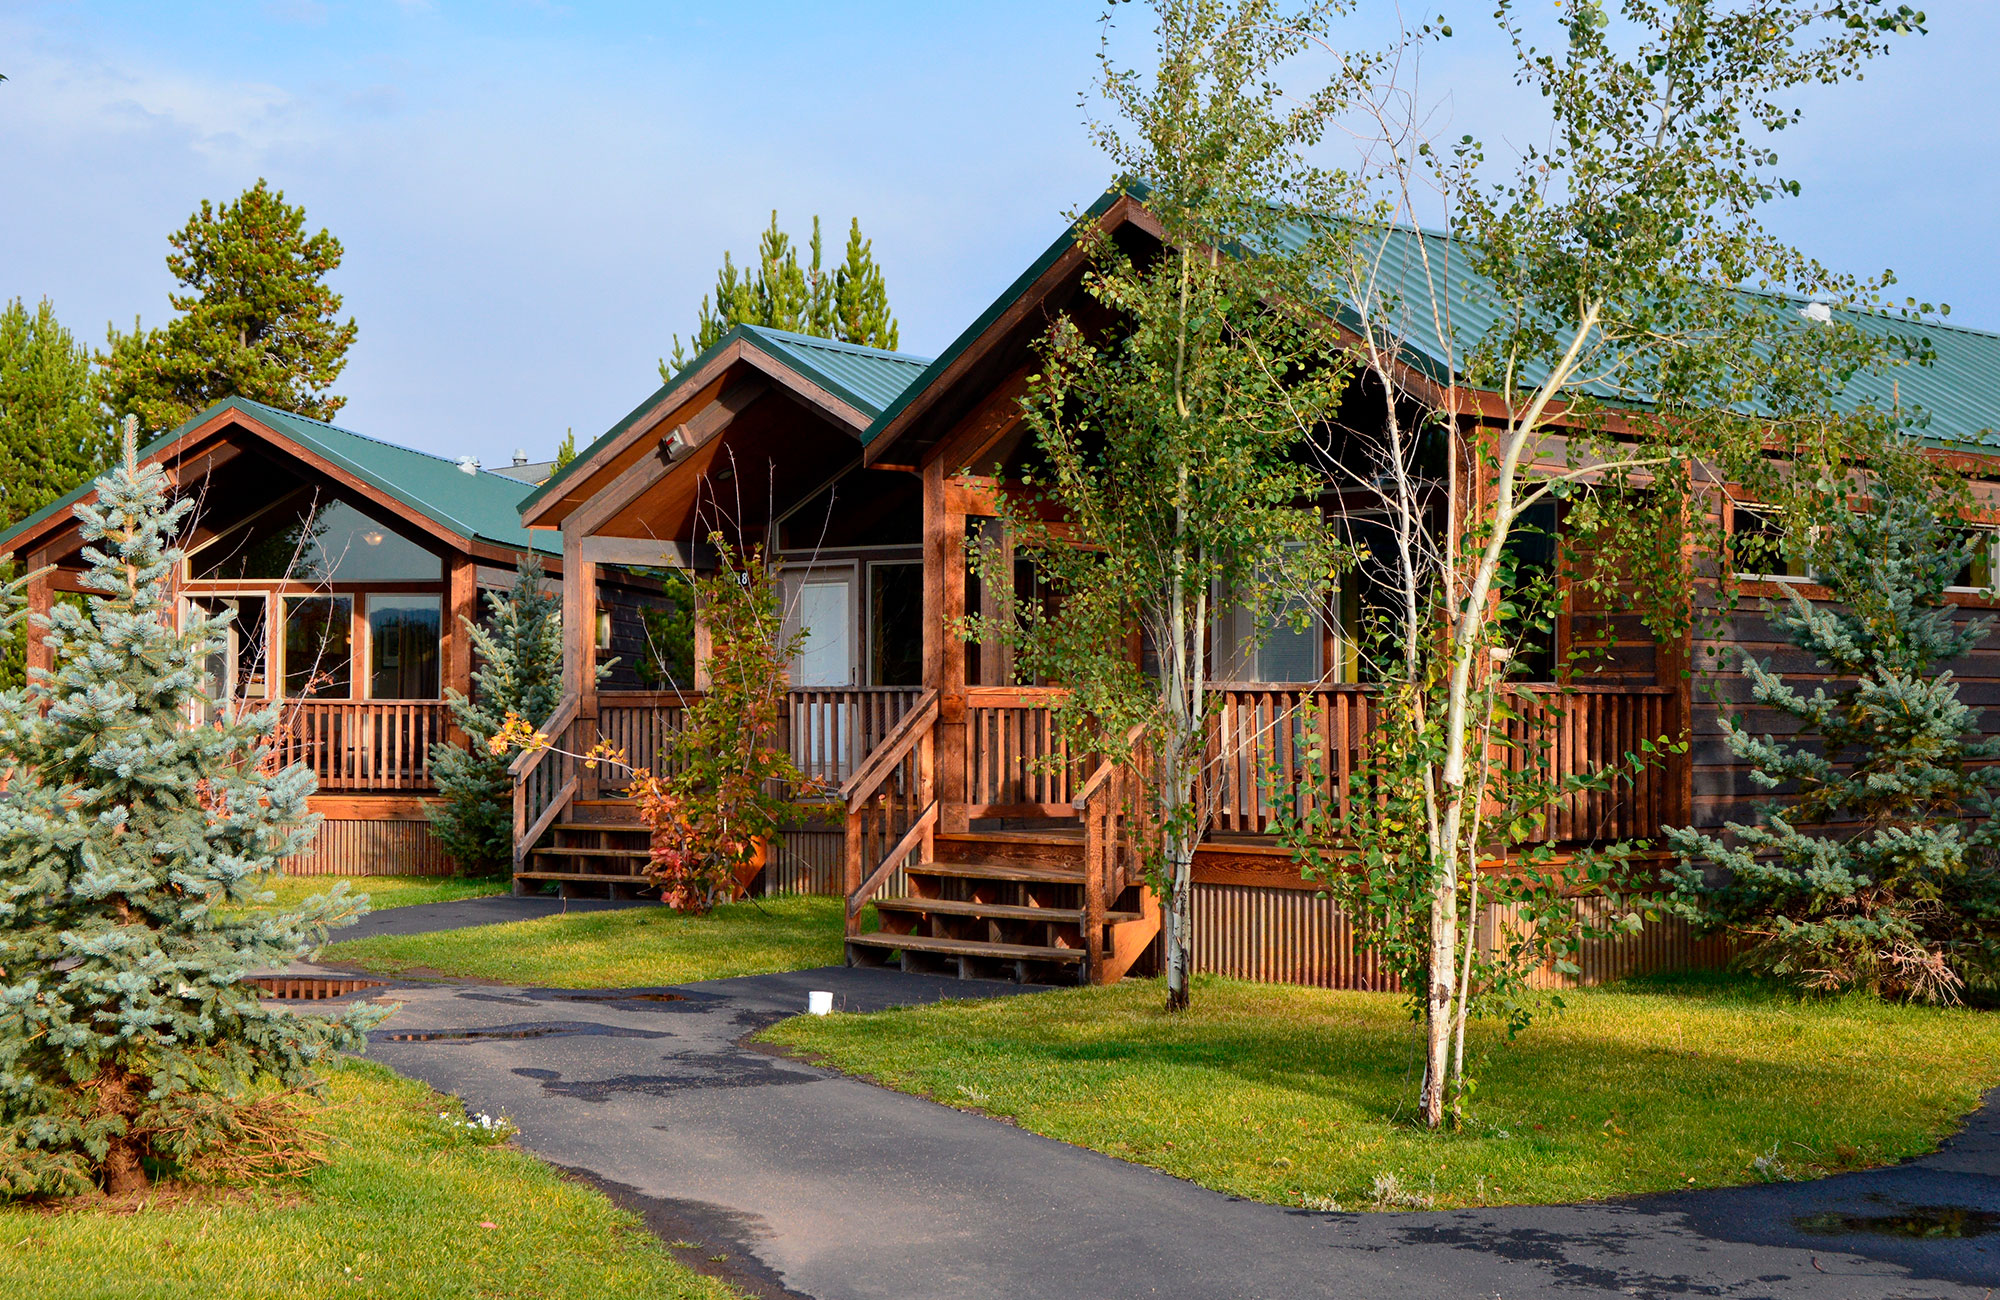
513, 192, 2000, 991
0, 397, 667, 875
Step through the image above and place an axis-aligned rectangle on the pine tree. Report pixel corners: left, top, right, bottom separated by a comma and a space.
553, 428, 578, 472
0, 297, 114, 690
0, 297, 113, 529
831, 218, 898, 352
1667, 488, 2000, 1001
426, 556, 566, 873
659, 211, 900, 378
0, 424, 380, 1197
100, 179, 358, 434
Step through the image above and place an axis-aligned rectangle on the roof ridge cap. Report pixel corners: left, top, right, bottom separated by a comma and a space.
741, 324, 933, 364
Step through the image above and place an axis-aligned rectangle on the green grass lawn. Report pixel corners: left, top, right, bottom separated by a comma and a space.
322, 894, 850, 987
0, 1061, 737, 1300
759, 972, 2000, 1212
234, 874, 510, 917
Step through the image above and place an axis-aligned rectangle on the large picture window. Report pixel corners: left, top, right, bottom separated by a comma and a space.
191, 498, 441, 583
284, 596, 353, 698
367, 595, 441, 699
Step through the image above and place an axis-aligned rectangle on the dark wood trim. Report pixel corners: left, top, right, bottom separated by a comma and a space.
567, 377, 771, 539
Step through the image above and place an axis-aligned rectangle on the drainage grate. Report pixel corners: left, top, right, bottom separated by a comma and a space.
248, 974, 386, 1000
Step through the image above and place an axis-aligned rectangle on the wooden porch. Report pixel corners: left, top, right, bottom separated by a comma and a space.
508, 678, 1684, 981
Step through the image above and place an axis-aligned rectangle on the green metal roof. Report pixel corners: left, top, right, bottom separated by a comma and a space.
0, 396, 559, 559
869, 188, 2000, 456
863, 186, 1129, 450
518, 323, 933, 519
1267, 219, 2000, 449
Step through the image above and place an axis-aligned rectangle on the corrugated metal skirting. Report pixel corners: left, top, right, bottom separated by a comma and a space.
1191, 885, 1404, 990
283, 815, 457, 877
1190, 884, 1726, 989
763, 826, 915, 900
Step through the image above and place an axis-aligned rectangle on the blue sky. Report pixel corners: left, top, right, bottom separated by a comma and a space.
3, 1, 1995, 464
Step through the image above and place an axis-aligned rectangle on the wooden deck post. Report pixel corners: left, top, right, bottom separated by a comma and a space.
564, 522, 601, 799
926, 460, 970, 833
444, 555, 478, 747
23, 556, 51, 681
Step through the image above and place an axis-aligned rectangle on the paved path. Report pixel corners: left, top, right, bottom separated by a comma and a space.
344, 965, 1998, 1300
329, 894, 650, 942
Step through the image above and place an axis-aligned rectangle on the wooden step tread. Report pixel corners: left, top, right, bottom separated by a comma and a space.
846, 933, 1084, 963
907, 860, 1084, 885
513, 871, 656, 884
552, 822, 649, 835
531, 846, 652, 859
873, 898, 1140, 924
935, 830, 1084, 846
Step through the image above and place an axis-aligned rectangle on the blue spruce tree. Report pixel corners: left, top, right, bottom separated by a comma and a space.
0, 425, 381, 1196
1667, 489, 2000, 1001
426, 554, 565, 873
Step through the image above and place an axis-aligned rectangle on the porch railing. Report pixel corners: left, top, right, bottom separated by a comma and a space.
963, 687, 1083, 818
595, 686, 925, 790
961, 681, 1677, 844
270, 699, 452, 792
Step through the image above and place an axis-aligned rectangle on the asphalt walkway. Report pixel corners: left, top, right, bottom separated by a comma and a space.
347, 965, 2000, 1300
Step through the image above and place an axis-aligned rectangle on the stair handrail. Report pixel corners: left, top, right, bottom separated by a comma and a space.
842, 688, 940, 935
839, 688, 939, 805
1073, 722, 1150, 980
511, 692, 583, 876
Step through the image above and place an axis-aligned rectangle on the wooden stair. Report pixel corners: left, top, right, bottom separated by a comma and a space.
847, 831, 1160, 985
514, 800, 658, 899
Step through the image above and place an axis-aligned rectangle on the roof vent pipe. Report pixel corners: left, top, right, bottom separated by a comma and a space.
513, 448, 529, 466
458, 455, 481, 475
1800, 302, 1833, 325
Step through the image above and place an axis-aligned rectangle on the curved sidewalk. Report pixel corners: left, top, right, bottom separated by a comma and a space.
349, 965, 1999, 1300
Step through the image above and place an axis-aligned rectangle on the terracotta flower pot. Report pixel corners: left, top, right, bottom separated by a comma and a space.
730, 836, 768, 899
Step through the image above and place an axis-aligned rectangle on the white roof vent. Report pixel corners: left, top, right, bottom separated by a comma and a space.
512, 448, 529, 466
458, 455, 482, 475
1800, 302, 1833, 325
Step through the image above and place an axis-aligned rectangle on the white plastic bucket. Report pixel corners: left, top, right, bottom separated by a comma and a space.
808, 990, 834, 1016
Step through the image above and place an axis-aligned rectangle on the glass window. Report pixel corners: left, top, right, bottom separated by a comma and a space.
1501, 501, 1559, 682
191, 498, 441, 582
1954, 531, 1994, 590
869, 562, 923, 687
1730, 504, 1809, 581
188, 595, 269, 702
1221, 547, 1324, 684
284, 596, 352, 698
368, 595, 441, 699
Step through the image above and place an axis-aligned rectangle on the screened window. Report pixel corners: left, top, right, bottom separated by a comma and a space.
284, 596, 353, 698
1219, 547, 1326, 685
368, 595, 441, 699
